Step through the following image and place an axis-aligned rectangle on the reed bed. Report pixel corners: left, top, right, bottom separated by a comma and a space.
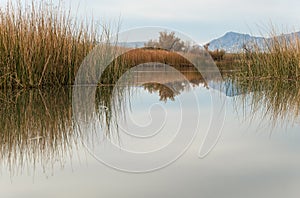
0, 0, 98, 89
99, 48, 200, 85
121, 48, 194, 67
239, 31, 300, 80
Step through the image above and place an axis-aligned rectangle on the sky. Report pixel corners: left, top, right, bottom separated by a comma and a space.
1, 0, 300, 43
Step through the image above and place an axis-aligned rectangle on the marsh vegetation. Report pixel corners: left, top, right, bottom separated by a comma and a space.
0, 0, 97, 89
239, 31, 300, 80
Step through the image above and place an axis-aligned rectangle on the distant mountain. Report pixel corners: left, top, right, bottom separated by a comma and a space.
116, 31, 300, 53
207, 32, 264, 52
117, 41, 145, 48
207, 31, 300, 52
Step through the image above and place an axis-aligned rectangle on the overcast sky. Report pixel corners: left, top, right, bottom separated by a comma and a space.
1, 0, 300, 43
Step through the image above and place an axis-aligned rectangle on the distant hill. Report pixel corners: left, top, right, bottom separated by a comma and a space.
207, 32, 264, 52
117, 41, 145, 48
116, 31, 300, 53
207, 31, 300, 52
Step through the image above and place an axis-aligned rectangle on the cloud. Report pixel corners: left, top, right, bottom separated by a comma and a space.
1, 0, 300, 43
66, 0, 300, 22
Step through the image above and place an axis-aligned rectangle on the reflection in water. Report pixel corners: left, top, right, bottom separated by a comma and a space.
227, 79, 300, 128
143, 83, 180, 101
0, 88, 75, 174
95, 64, 209, 136
0, 63, 212, 174
0, 66, 299, 175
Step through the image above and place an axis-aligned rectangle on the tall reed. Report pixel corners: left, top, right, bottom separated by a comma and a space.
239, 30, 300, 80
0, 0, 98, 89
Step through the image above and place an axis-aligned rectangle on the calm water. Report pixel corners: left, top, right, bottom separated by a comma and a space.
1, 66, 300, 198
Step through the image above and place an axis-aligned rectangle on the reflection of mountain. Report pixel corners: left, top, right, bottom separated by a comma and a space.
211, 79, 243, 97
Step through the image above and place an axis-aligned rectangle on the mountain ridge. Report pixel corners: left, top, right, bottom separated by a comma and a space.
207, 31, 300, 52
117, 31, 300, 53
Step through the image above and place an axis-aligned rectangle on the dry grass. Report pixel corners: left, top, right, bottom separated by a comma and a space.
120, 48, 194, 67
239, 30, 300, 80
99, 48, 199, 85
233, 30, 300, 125
0, 0, 98, 89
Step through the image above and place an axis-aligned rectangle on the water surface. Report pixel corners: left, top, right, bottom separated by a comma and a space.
1, 66, 300, 198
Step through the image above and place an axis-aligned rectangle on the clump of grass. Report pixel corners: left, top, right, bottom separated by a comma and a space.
239, 30, 300, 80
121, 48, 195, 67
0, 0, 98, 89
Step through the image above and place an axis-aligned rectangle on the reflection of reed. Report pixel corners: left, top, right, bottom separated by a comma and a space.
230, 79, 300, 127
95, 85, 127, 136
0, 88, 74, 174
95, 63, 211, 136
0, 48, 223, 173
94, 49, 209, 135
